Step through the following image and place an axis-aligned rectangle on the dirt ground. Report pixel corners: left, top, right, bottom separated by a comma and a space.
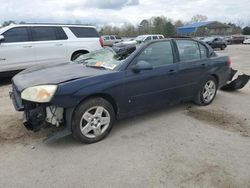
0, 45, 249, 188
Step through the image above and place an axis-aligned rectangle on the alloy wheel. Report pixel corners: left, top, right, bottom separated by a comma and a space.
80, 106, 111, 138
202, 80, 216, 103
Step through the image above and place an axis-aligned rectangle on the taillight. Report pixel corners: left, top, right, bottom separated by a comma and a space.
227, 57, 232, 67
99, 37, 104, 47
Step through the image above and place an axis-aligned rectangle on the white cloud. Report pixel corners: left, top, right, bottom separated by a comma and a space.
0, 0, 249, 26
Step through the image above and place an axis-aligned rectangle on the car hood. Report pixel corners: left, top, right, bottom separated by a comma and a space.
12, 62, 112, 91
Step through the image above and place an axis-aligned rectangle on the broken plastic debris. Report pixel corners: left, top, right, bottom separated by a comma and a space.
221, 69, 250, 91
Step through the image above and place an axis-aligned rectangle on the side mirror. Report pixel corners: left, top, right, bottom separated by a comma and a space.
0, 35, 5, 43
132, 60, 153, 73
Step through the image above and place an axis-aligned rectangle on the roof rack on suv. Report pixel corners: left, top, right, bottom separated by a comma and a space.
14, 23, 95, 27
169, 36, 192, 38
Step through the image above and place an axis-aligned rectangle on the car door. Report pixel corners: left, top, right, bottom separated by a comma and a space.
122, 41, 179, 113
174, 39, 210, 99
0, 27, 36, 72
212, 38, 221, 48
31, 26, 68, 65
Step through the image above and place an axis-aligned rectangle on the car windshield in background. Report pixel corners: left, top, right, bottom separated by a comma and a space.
202, 37, 215, 42
135, 36, 145, 42
74, 48, 126, 70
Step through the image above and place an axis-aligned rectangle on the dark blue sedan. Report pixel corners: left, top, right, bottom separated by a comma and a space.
10, 39, 231, 143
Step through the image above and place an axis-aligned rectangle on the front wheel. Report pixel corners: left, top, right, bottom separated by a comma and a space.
72, 98, 115, 144
194, 76, 218, 105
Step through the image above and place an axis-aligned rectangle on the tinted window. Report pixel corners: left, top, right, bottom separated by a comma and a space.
32, 27, 57, 41
152, 36, 158, 40
144, 36, 151, 41
110, 36, 115, 40
57, 27, 68, 40
137, 41, 174, 67
115, 36, 122, 39
103, 36, 109, 40
69, 27, 99, 38
176, 40, 200, 61
199, 43, 208, 59
3, 27, 29, 43
159, 36, 164, 39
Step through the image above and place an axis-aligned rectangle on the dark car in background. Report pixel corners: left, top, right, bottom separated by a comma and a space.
231, 35, 245, 44
202, 37, 227, 50
10, 39, 231, 143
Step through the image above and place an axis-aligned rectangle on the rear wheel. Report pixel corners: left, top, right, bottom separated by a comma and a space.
72, 98, 115, 144
194, 76, 218, 105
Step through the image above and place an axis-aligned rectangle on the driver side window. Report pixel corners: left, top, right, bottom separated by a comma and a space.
3, 27, 30, 43
137, 41, 174, 67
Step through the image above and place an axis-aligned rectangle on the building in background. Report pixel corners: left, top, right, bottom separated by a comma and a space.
177, 21, 232, 36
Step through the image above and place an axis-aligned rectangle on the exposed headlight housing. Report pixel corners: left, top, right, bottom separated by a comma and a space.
21, 85, 58, 103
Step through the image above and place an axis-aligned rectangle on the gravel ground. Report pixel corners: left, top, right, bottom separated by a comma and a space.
0, 45, 249, 188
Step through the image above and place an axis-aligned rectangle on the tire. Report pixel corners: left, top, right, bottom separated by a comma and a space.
72, 97, 115, 144
194, 76, 218, 106
221, 45, 226, 50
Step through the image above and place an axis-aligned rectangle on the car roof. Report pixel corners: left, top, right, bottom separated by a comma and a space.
0, 24, 97, 34
3, 23, 96, 28
138, 34, 164, 37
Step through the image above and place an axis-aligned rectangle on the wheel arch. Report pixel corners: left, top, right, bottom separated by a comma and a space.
211, 74, 219, 87
74, 93, 118, 117
71, 50, 89, 60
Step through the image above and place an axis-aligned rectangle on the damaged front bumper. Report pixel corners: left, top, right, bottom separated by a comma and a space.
221, 68, 250, 91
10, 85, 73, 143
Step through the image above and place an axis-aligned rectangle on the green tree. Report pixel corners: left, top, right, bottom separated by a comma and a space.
164, 21, 176, 36
243, 26, 250, 35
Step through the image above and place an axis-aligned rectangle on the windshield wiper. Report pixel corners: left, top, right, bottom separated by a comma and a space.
85, 65, 108, 70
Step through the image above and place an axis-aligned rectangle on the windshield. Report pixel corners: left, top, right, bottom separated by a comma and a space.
135, 36, 146, 41
74, 48, 129, 70
202, 37, 215, 42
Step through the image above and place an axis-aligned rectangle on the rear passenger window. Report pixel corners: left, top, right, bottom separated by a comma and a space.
199, 43, 208, 59
176, 40, 200, 61
159, 36, 164, 39
69, 27, 99, 38
110, 36, 115, 40
137, 41, 174, 67
32, 27, 58, 41
3, 27, 30, 43
115, 36, 121, 39
152, 36, 158, 40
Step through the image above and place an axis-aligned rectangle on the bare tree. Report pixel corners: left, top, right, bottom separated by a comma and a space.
191, 15, 208, 23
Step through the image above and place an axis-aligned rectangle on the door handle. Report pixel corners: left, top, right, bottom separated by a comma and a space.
168, 69, 177, 74
0, 58, 6, 61
201, 63, 208, 67
23, 45, 32, 48
56, 44, 63, 46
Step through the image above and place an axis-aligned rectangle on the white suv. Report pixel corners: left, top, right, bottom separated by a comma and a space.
0, 24, 103, 76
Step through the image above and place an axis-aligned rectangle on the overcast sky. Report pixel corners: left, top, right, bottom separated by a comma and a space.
0, 0, 249, 27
